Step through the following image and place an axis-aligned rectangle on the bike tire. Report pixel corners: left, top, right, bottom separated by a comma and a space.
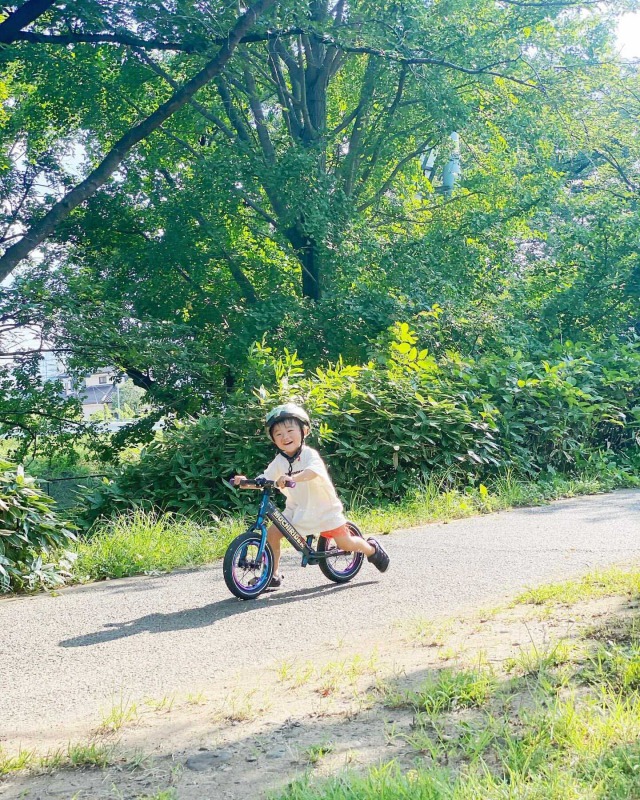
317, 521, 365, 584
223, 530, 274, 600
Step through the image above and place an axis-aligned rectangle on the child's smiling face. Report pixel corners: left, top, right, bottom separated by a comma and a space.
271, 419, 303, 456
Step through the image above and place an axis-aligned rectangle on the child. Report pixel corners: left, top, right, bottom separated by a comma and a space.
233, 402, 390, 588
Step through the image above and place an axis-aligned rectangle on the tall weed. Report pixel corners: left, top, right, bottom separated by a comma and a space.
73, 511, 242, 581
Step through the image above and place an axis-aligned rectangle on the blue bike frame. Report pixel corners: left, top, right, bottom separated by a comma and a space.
248, 485, 350, 567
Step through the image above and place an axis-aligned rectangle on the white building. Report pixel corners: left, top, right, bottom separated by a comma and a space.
38, 353, 121, 419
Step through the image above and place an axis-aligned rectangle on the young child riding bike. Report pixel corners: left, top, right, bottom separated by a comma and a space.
232, 403, 390, 588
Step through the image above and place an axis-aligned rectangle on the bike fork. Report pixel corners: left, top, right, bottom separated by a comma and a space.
239, 524, 269, 566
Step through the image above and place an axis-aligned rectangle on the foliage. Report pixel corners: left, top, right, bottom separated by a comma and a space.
459, 338, 640, 472
2, 1, 639, 459
0, 461, 77, 592
0, 350, 89, 460
79, 325, 640, 526
116, 379, 148, 417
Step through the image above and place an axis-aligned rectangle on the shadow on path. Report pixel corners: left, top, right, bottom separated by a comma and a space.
59, 580, 377, 648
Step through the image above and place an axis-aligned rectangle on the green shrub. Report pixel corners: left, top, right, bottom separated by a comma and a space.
473, 340, 640, 473
0, 462, 77, 592
80, 331, 501, 526
80, 326, 640, 527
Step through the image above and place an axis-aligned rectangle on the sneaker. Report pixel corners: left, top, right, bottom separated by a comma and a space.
366, 538, 390, 572
269, 574, 284, 588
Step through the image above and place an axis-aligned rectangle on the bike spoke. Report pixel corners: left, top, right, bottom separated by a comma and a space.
232, 543, 268, 590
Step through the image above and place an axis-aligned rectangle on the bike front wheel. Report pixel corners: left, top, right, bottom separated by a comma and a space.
317, 521, 365, 584
223, 530, 274, 600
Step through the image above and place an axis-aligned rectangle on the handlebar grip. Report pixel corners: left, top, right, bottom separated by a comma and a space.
283, 479, 296, 488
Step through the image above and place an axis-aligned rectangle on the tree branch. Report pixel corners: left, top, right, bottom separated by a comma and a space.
12, 26, 307, 52
157, 168, 259, 305
357, 139, 433, 212
134, 49, 237, 141
500, 0, 601, 6
266, 43, 301, 138
235, 190, 278, 227
0, 0, 278, 282
342, 56, 379, 196
359, 64, 408, 186
241, 61, 277, 162
215, 75, 254, 145
313, 35, 541, 90
593, 149, 638, 193
0, 0, 56, 44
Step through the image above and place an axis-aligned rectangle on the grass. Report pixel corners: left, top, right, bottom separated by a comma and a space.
401, 617, 452, 648
0, 741, 117, 776
275, 681, 640, 799
97, 695, 140, 734
0, 747, 35, 775
350, 465, 640, 536
504, 638, 574, 677
213, 689, 272, 722
380, 667, 496, 716
274, 654, 380, 695
72, 510, 244, 581
302, 742, 335, 765
514, 567, 640, 606
270, 569, 640, 800
185, 691, 207, 706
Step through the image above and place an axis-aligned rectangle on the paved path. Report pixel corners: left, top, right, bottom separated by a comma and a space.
1, 490, 639, 747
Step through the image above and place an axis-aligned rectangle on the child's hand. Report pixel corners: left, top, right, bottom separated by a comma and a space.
275, 475, 289, 489
232, 475, 247, 487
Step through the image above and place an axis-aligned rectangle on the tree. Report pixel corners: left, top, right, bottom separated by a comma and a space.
0, 0, 278, 282
1, 0, 633, 285
1, 0, 639, 454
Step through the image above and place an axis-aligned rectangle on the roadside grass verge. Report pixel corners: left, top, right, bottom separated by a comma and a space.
0, 741, 117, 776
513, 567, 640, 606
351, 465, 640, 535
61, 464, 639, 584
271, 571, 640, 800
379, 666, 497, 716
71, 511, 244, 582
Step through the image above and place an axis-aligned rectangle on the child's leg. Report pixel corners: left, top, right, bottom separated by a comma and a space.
267, 525, 283, 575
327, 526, 375, 557
325, 525, 390, 573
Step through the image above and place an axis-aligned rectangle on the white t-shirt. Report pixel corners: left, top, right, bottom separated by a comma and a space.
261, 446, 347, 537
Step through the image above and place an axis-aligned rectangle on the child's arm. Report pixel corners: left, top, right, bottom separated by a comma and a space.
275, 469, 317, 488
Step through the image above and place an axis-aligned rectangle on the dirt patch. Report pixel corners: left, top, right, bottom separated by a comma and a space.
2, 590, 637, 800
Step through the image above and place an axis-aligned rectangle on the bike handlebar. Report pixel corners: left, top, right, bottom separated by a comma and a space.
226, 477, 296, 490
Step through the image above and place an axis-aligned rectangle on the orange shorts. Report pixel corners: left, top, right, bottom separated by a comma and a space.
319, 524, 350, 539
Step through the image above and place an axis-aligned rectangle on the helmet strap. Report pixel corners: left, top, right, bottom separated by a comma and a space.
273, 422, 306, 474
279, 447, 302, 475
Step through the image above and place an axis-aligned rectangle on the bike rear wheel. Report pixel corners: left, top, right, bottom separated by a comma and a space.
223, 530, 274, 600
317, 521, 365, 584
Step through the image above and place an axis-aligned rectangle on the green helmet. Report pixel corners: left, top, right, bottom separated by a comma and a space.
265, 403, 311, 439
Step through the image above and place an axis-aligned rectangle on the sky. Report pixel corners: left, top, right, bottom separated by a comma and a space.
617, 12, 640, 59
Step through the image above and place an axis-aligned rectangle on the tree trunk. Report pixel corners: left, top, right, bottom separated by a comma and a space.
285, 224, 321, 300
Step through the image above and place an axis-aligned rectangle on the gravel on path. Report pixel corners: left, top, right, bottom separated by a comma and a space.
1, 489, 639, 747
